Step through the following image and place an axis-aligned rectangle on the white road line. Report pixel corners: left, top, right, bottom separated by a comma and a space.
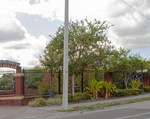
115, 112, 150, 119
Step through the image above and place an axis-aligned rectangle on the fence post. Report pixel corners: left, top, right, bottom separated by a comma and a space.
81, 70, 83, 93
59, 70, 61, 94
23, 68, 24, 95
123, 80, 124, 89
141, 71, 144, 93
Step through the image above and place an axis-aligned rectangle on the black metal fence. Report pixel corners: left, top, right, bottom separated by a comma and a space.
23, 69, 45, 96
22, 69, 105, 96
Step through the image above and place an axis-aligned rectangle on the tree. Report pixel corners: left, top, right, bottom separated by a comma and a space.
0, 73, 14, 90
110, 48, 149, 89
40, 18, 118, 96
24, 66, 44, 89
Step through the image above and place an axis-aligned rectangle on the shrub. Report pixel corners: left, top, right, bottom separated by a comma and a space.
144, 86, 150, 92
47, 98, 62, 106
28, 98, 47, 107
28, 97, 62, 107
129, 79, 142, 89
38, 83, 50, 95
68, 93, 92, 102
79, 93, 92, 100
54, 95, 62, 99
113, 89, 143, 97
113, 90, 127, 97
86, 78, 103, 98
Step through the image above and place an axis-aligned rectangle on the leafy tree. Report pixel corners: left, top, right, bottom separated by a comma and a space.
40, 18, 118, 96
0, 73, 14, 90
24, 66, 44, 89
110, 48, 149, 89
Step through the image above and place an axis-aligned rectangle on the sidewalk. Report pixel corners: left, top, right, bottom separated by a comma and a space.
1, 93, 150, 119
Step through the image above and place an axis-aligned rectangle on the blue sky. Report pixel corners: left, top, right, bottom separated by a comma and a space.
0, 0, 150, 69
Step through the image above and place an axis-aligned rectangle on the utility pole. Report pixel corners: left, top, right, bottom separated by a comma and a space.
62, 0, 69, 110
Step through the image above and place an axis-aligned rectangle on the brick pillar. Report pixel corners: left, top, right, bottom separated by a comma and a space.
13, 73, 24, 96
143, 74, 149, 86
104, 72, 113, 84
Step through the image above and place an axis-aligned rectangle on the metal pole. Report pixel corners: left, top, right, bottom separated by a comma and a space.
49, 72, 54, 98
81, 70, 83, 93
62, 0, 69, 110
141, 71, 144, 93
59, 70, 61, 94
23, 68, 24, 95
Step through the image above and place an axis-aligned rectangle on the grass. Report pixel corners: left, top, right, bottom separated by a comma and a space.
57, 97, 150, 112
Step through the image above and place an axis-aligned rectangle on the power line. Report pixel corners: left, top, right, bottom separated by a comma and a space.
121, 0, 150, 21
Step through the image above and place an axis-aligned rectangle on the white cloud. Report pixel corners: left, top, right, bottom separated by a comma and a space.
0, 0, 150, 68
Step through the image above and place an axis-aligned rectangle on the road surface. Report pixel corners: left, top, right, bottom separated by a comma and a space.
56, 100, 150, 119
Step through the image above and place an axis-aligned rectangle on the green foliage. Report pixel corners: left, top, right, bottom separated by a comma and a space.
28, 98, 62, 107
144, 86, 150, 92
54, 95, 62, 99
129, 79, 142, 89
40, 18, 118, 96
86, 78, 117, 98
79, 93, 92, 100
113, 89, 143, 97
0, 73, 14, 90
0, 77, 9, 88
38, 83, 50, 95
46, 98, 62, 106
6, 83, 13, 90
110, 48, 149, 89
102, 81, 117, 98
28, 98, 47, 107
86, 78, 102, 98
68, 93, 92, 102
25, 66, 44, 89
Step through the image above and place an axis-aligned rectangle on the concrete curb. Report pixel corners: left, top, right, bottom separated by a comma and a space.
16, 100, 150, 119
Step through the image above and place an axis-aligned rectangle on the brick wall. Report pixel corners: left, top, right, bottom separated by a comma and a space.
0, 99, 23, 106
104, 72, 113, 84
144, 74, 149, 86
23, 95, 49, 105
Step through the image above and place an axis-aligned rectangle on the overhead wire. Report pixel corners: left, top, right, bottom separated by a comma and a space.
121, 0, 150, 60
121, 0, 150, 21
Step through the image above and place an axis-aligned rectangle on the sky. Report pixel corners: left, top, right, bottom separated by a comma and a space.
0, 0, 150, 70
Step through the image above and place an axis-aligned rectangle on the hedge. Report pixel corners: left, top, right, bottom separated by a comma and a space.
144, 87, 150, 92
113, 89, 143, 97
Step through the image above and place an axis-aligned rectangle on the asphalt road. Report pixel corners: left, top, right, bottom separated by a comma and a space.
56, 100, 150, 119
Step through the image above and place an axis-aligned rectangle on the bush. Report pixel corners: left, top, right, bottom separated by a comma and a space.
113, 89, 143, 97
54, 95, 62, 99
47, 98, 62, 106
113, 90, 127, 97
144, 86, 150, 92
28, 98, 47, 107
28, 97, 62, 107
79, 93, 92, 100
129, 79, 142, 89
68, 93, 92, 102
38, 83, 50, 95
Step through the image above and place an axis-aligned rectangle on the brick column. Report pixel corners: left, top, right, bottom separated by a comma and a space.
143, 74, 149, 86
14, 73, 24, 96
104, 72, 113, 84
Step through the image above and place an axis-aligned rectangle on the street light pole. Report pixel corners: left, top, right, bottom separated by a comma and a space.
62, 0, 69, 110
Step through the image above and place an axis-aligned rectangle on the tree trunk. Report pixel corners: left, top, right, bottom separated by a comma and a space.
105, 93, 108, 99
72, 72, 75, 97
124, 79, 128, 90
